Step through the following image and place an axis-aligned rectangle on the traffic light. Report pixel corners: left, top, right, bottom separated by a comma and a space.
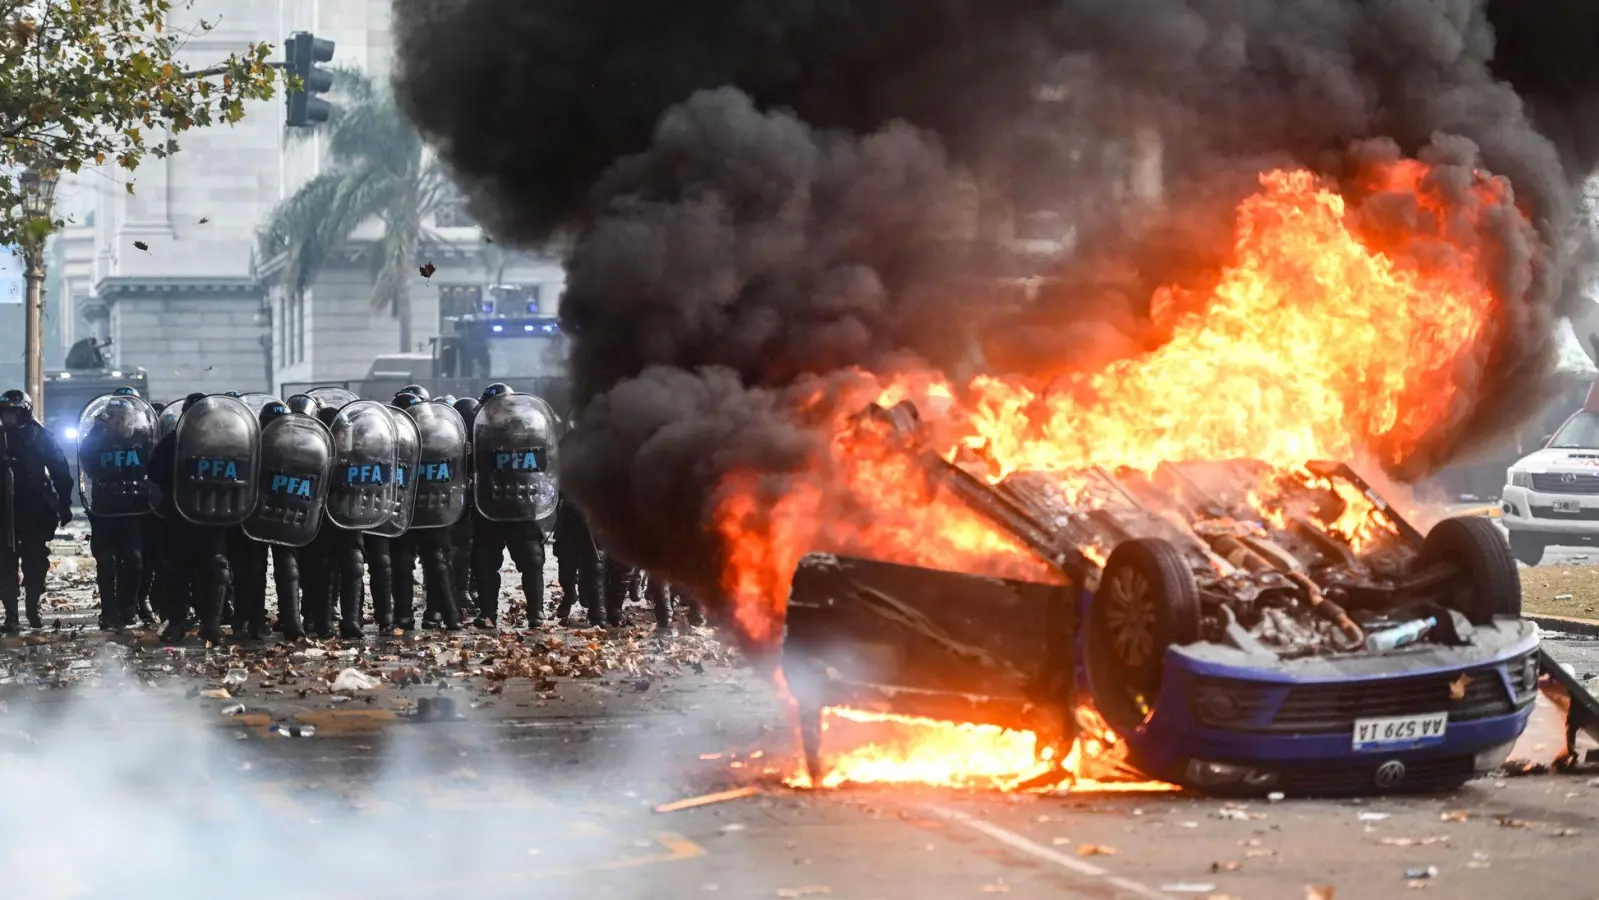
284, 31, 336, 127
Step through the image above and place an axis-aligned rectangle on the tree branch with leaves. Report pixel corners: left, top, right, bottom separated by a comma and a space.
0, 0, 283, 246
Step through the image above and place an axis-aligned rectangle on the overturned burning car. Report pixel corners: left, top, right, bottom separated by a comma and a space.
783, 401, 1539, 795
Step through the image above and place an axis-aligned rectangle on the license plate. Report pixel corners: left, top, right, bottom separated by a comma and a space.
1352, 712, 1448, 751
1554, 499, 1581, 513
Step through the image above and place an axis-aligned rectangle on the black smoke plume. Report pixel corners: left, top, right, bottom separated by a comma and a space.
393, 0, 1599, 627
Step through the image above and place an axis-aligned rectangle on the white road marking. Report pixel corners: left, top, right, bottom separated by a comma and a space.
925, 805, 1171, 900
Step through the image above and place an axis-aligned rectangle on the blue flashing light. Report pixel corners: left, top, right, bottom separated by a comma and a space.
491, 323, 504, 333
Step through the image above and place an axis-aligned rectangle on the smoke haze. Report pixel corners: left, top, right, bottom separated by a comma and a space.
392, 0, 1599, 628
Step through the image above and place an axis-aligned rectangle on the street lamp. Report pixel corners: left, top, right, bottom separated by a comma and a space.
17, 164, 58, 420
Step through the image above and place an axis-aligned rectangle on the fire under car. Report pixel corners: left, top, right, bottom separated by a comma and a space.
782, 402, 1539, 796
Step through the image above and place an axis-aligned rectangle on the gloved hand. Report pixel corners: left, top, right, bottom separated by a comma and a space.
58, 508, 73, 528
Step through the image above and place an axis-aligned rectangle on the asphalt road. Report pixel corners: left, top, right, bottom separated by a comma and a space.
4, 533, 1597, 899
3, 665, 1595, 900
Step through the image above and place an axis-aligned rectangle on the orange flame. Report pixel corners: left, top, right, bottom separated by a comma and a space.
785, 707, 1177, 793
715, 160, 1528, 792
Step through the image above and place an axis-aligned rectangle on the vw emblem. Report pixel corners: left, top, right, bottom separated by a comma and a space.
1373, 760, 1407, 789
1563, 473, 1579, 484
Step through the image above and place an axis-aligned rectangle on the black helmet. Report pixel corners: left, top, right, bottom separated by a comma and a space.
224, 390, 243, 398
0, 389, 34, 421
400, 384, 430, 400
453, 396, 480, 424
480, 383, 512, 402
286, 394, 319, 416
316, 405, 339, 428
151, 401, 167, 413
183, 392, 206, 412
391, 391, 425, 411
112, 386, 142, 399
259, 401, 291, 429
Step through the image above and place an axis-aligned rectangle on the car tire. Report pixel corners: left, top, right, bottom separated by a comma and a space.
1417, 516, 1522, 624
1087, 538, 1201, 736
1507, 531, 1546, 567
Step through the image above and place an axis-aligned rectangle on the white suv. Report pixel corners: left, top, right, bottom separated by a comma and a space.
1502, 409, 1599, 565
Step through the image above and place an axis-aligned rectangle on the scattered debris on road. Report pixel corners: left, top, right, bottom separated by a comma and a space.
653, 785, 760, 814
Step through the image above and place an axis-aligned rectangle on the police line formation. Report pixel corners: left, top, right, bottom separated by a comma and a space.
0, 384, 702, 643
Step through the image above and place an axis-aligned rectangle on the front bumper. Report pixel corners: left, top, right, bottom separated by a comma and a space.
1121, 622, 1540, 793
1501, 484, 1599, 537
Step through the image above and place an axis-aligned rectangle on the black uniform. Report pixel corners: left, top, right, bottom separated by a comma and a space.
0, 409, 72, 631
553, 493, 601, 626
394, 529, 460, 630
150, 431, 233, 644
471, 512, 544, 627
230, 526, 302, 639
302, 516, 365, 639
448, 502, 476, 617
600, 552, 637, 628
86, 508, 145, 629
364, 533, 395, 631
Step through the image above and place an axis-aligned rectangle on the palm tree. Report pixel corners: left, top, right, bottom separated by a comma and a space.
257, 68, 459, 352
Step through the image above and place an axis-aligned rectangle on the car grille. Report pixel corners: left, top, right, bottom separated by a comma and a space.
1187, 655, 1536, 734
1528, 505, 1599, 520
1275, 755, 1478, 795
1530, 473, 1599, 494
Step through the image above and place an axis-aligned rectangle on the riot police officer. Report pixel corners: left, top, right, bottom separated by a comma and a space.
231, 402, 307, 639
449, 396, 481, 619
0, 390, 72, 632
467, 384, 553, 629
553, 490, 601, 626
140, 401, 169, 626
384, 392, 464, 630
150, 393, 238, 644
79, 386, 156, 630
301, 404, 376, 640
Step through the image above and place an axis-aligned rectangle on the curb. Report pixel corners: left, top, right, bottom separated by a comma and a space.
1528, 614, 1599, 638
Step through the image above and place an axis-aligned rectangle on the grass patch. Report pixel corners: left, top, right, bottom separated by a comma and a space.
1520, 565, 1599, 620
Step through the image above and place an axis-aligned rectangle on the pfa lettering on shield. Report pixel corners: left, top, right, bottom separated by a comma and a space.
192, 458, 243, 480
418, 460, 454, 483
99, 448, 144, 470
493, 447, 548, 472
268, 472, 317, 497
344, 464, 389, 484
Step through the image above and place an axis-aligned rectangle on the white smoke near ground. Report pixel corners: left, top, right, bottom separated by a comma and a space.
0, 642, 778, 899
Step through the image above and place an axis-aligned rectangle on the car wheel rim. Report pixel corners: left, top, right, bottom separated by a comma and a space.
1104, 567, 1156, 669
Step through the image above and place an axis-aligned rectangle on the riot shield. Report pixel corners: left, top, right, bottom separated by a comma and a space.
369, 408, 421, 538
75, 393, 158, 516
409, 401, 467, 529
237, 393, 281, 418
155, 402, 184, 441
308, 386, 360, 410
243, 415, 334, 547
472, 393, 558, 522
173, 395, 261, 527
326, 400, 398, 531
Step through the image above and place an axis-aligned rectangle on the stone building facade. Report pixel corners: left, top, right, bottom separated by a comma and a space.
39, 0, 568, 402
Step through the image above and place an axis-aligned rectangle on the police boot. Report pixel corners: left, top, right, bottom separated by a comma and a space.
277, 597, 305, 640
24, 591, 43, 630
337, 586, 364, 641
372, 588, 393, 634
197, 594, 226, 645
555, 584, 574, 625
0, 596, 17, 634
